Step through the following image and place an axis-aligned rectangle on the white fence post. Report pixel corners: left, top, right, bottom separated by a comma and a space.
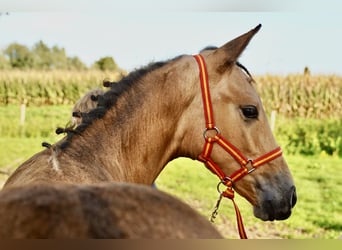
20, 100, 27, 126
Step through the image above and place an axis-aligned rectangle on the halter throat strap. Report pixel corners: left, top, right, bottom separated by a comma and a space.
193, 54, 282, 239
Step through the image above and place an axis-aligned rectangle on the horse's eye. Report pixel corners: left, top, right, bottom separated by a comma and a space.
241, 105, 258, 119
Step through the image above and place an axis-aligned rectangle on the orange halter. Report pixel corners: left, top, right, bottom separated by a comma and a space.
194, 54, 282, 239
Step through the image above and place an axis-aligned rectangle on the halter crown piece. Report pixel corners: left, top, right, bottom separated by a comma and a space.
193, 54, 283, 239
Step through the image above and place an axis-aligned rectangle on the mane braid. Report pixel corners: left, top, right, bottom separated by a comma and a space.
58, 59, 173, 150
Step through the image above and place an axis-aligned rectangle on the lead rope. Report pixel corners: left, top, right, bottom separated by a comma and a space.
210, 184, 247, 239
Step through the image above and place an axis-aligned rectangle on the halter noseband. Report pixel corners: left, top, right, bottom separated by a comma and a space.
193, 54, 282, 239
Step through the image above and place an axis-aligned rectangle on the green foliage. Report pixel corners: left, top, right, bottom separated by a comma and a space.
1, 41, 105, 70
32, 41, 52, 69
92, 56, 118, 71
0, 54, 11, 70
67, 56, 87, 70
275, 118, 342, 157
4, 43, 33, 69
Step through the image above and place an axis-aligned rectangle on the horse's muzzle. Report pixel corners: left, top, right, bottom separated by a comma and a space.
254, 185, 297, 221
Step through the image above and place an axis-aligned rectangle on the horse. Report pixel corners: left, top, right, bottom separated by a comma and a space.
70, 88, 105, 128
0, 182, 222, 238
3, 25, 297, 232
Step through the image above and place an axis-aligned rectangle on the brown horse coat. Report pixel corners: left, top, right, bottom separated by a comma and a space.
0, 183, 222, 238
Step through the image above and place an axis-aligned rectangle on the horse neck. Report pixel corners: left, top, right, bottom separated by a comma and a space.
64, 71, 193, 184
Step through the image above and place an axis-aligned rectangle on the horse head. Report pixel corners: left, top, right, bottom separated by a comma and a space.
176, 25, 296, 222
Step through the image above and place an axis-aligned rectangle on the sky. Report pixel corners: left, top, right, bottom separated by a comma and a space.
0, 0, 342, 75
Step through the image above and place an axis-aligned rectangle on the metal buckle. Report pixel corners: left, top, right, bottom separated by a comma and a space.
203, 126, 221, 140
245, 159, 256, 174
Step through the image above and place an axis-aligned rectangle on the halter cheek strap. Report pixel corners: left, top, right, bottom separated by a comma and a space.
193, 54, 282, 239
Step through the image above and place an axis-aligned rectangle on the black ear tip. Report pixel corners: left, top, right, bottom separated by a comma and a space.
254, 24, 262, 32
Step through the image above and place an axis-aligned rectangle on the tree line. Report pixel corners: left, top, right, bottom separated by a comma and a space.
0, 40, 120, 71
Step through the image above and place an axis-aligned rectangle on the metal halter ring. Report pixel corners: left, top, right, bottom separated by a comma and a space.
216, 177, 233, 194
245, 159, 256, 174
203, 126, 221, 140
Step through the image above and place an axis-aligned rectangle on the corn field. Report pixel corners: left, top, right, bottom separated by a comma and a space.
255, 74, 342, 119
0, 70, 124, 106
0, 70, 341, 119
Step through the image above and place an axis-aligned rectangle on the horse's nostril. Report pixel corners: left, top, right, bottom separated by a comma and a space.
291, 186, 297, 208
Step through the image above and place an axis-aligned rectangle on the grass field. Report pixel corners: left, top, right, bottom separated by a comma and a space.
0, 105, 341, 239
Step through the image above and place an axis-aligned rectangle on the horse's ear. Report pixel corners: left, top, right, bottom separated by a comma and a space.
213, 24, 261, 72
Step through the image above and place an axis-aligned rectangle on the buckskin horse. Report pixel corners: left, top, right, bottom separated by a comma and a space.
2, 24, 296, 238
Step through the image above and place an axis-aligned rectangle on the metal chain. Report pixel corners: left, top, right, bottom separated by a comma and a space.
210, 193, 223, 223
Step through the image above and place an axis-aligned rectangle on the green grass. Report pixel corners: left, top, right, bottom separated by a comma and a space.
0, 137, 62, 172
0, 105, 72, 138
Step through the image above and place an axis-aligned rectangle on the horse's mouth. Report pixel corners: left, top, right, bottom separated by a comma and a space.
253, 203, 292, 221
253, 204, 293, 221
253, 185, 297, 221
